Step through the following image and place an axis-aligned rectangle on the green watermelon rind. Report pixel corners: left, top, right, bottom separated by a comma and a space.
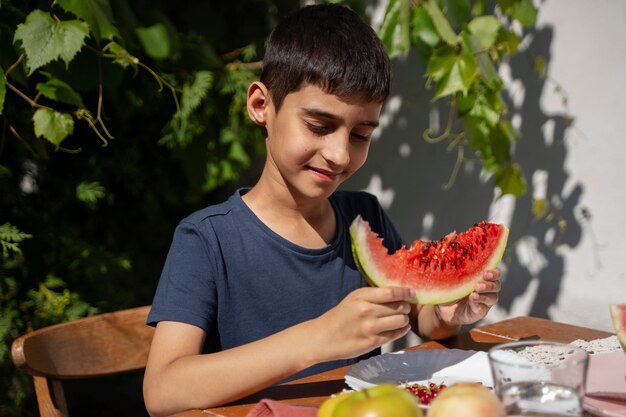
609, 304, 626, 352
350, 215, 509, 305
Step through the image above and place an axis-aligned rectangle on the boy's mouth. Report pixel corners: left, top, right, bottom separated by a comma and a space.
307, 166, 342, 181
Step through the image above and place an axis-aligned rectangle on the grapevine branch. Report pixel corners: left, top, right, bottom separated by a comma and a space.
421, 95, 467, 190
423, 96, 458, 143
1, 116, 37, 157
6, 82, 53, 110
136, 61, 181, 113
100, 47, 183, 114
94, 53, 114, 144
3, 52, 113, 148
5, 53, 25, 77
442, 142, 465, 191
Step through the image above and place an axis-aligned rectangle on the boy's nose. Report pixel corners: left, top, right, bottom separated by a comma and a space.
321, 135, 350, 168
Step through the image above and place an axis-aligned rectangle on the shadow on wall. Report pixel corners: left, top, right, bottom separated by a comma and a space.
342, 25, 583, 342
501, 26, 582, 318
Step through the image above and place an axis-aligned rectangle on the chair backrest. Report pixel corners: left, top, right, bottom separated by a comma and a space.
11, 305, 154, 417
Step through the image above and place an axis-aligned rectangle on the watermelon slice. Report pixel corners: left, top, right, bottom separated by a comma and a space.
350, 216, 509, 304
609, 304, 626, 353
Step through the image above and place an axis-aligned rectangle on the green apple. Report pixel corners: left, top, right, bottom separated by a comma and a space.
318, 384, 423, 417
318, 390, 355, 417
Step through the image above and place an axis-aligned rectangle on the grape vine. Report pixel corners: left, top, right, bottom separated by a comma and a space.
378, 0, 538, 197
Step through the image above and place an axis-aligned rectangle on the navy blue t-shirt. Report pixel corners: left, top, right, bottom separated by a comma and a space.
147, 188, 404, 380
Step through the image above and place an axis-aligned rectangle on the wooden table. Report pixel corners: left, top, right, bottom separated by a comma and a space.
171, 316, 613, 417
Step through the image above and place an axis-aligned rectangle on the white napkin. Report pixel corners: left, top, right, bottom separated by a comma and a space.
431, 351, 494, 387
344, 375, 376, 390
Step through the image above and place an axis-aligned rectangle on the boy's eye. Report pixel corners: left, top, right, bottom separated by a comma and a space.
305, 121, 333, 135
351, 132, 371, 142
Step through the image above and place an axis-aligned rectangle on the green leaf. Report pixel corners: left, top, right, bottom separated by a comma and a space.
496, 0, 516, 11
457, 93, 476, 116
468, 15, 501, 50
33, 108, 74, 147
36, 75, 84, 107
0, 164, 10, 178
378, 0, 400, 52
14, 10, 90, 75
468, 95, 500, 127
491, 122, 513, 164
477, 53, 500, 90
498, 0, 537, 28
0, 223, 32, 257
181, 71, 213, 117
511, 0, 537, 27
471, 0, 486, 16
494, 163, 527, 196
160, 71, 213, 148
76, 181, 106, 207
241, 44, 257, 62
44, 275, 67, 290
56, 0, 120, 42
136, 23, 170, 60
103, 41, 138, 69
532, 198, 550, 220
442, 0, 470, 29
398, 0, 411, 56
424, 0, 458, 46
498, 120, 519, 143
0, 67, 5, 115
534, 56, 547, 78
228, 141, 249, 165
461, 31, 501, 90
495, 28, 520, 55
426, 46, 456, 81
466, 122, 495, 170
378, 0, 410, 58
411, 6, 440, 47
428, 47, 477, 99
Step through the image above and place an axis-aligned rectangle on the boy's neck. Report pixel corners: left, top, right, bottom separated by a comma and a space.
242, 181, 337, 249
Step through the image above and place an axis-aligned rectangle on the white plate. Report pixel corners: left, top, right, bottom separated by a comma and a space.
345, 349, 489, 391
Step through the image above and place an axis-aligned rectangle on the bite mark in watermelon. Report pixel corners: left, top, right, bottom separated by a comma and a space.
609, 304, 626, 353
350, 216, 509, 305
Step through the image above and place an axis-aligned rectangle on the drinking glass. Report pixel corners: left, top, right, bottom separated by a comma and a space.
488, 340, 589, 417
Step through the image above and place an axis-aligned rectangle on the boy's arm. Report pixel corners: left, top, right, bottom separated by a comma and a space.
143, 286, 415, 417
143, 319, 319, 417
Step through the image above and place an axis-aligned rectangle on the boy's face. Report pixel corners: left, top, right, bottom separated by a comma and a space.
248, 83, 383, 201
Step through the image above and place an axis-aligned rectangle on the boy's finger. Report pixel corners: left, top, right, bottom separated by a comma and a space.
475, 279, 501, 293
382, 300, 412, 315
483, 269, 501, 280
367, 286, 415, 302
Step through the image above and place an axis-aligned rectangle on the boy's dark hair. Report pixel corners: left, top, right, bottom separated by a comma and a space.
260, 4, 392, 112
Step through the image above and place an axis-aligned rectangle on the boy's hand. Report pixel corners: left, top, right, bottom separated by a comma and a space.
314, 286, 414, 362
434, 268, 501, 326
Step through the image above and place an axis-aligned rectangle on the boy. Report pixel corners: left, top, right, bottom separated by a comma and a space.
143, 4, 501, 416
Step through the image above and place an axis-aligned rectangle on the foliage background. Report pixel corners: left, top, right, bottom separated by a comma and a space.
1, 1, 297, 415
1, 0, 537, 415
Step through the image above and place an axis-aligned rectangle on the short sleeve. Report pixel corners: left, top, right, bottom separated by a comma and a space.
147, 220, 218, 332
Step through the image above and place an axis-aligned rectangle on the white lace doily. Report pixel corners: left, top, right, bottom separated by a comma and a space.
505, 336, 621, 368
570, 335, 622, 355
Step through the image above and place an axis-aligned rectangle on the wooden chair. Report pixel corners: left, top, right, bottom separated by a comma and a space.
11, 305, 154, 417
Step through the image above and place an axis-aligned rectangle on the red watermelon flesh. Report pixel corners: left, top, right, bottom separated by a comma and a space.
610, 304, 626, 353
350, 216, 509, 305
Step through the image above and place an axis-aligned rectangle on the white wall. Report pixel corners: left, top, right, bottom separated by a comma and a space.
348, 0, 626, 345
526, 0, 626, 332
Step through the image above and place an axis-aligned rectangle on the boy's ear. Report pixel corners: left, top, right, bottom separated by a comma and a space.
247, 81, 271, 126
